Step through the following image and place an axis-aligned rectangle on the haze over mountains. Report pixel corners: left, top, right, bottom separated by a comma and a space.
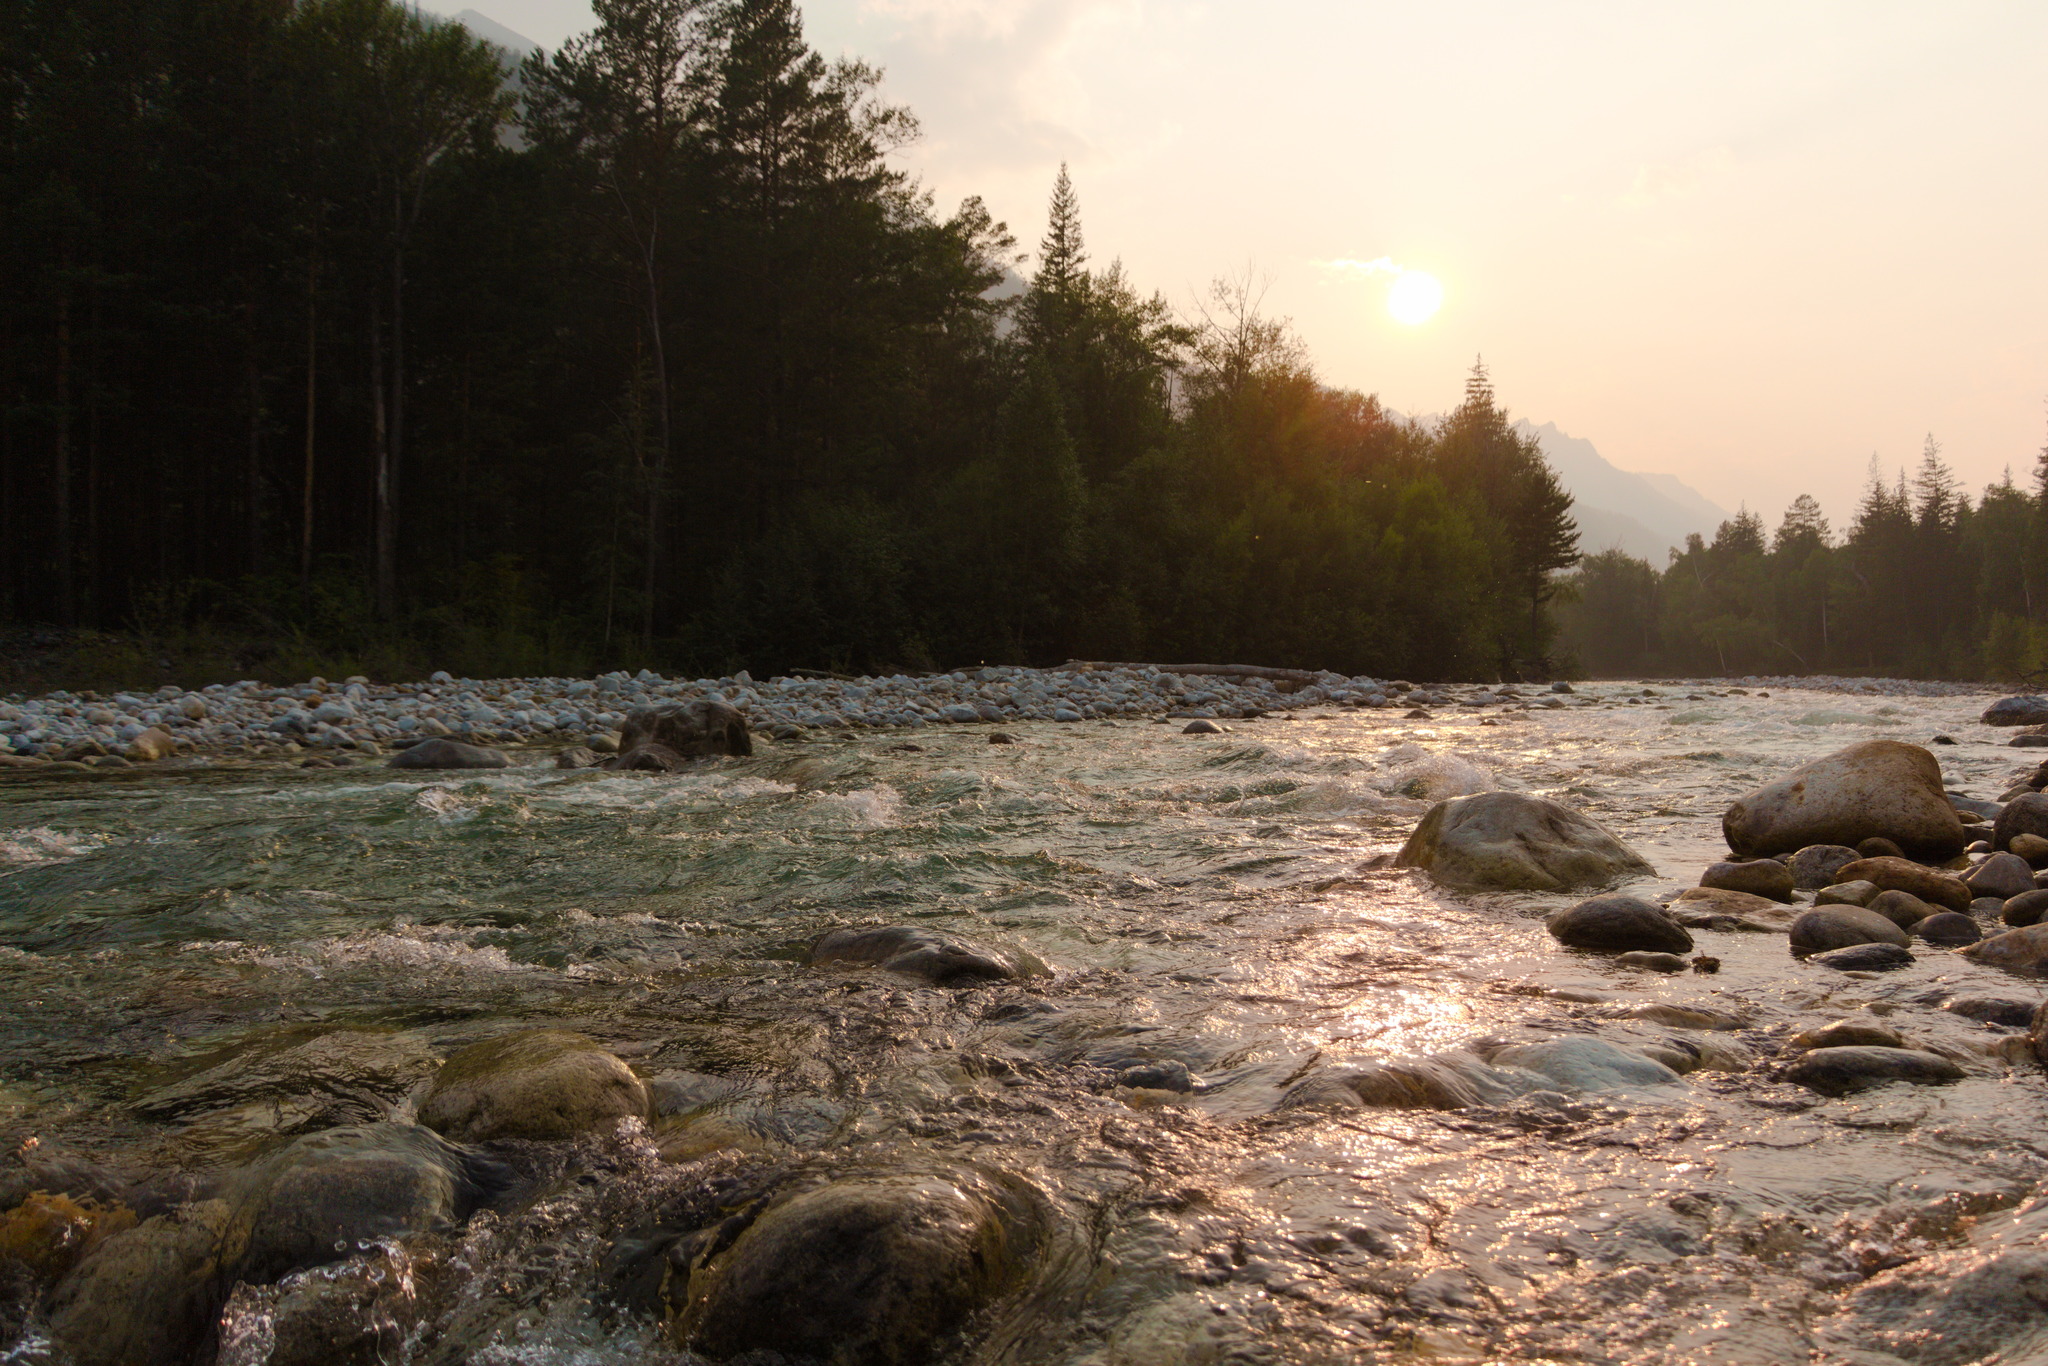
1393, 411, 1730, 564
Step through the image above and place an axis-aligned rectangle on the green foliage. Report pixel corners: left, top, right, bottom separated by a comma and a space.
1, 0, 1589, 684
1559, 433, 2048, 679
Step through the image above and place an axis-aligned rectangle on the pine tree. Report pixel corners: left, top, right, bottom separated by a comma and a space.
1036, 163, 1086, 297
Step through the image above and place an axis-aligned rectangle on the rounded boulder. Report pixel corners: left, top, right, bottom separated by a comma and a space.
1782, 1046, 1964, 1096
417, 1030, 647, 1143
1699, 859, 1795, 902
2004, 889, 2048, 927
1546, 896, 1693, 954
1789, 906, 1910, 957
1397, 792, 1654, 893
1722, 740, 1965, 861
1866, 889, 1934, 930
1915, 912, 1982, 946
389, 739, 508, 770
1832, 857, 1972, 914
665, 1164, 1042, 1366
1960, 924, 2048, 979
1788, 844, 1863, 890
1968, 852, 2038, 902
1995, 793, 2048, 854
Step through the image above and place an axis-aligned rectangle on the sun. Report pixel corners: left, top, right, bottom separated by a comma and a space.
1387, 269, 1443, 325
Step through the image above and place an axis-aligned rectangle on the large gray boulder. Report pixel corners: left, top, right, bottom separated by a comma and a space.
1983, 696, 2048, 727
1722, 740, 1966, 860
1396, 792, 1654, 892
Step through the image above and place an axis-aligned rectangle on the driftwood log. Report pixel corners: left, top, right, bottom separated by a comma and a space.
1062, 661, 1325, 685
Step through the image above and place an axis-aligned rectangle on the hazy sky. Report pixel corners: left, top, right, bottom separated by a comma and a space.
432, 0, 2048, 530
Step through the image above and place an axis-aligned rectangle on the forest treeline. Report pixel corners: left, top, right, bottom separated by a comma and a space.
1558, 438, 2048, 682
8, 0, 1594, 684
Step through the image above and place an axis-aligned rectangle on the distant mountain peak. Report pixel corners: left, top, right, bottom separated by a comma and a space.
1509, 419, 1728, 563
451, 9, 537, 58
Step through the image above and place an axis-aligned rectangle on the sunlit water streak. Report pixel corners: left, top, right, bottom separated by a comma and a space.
1, 683, 2043, 1363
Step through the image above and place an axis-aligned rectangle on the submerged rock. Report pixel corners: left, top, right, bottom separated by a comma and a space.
133, 1031, 437, 1124
555, 746, 600, 769
809, 926, 1017, 986
235, 1123, 495, 1280
1722, 740, 1965, 860
1615, 950, 1689, 972
389, 738, 508, 770
1961, 924, 2048, 978
1788, 843, 1863, 890
1397, 791, 1654, 892
1546, 895, 1693, 954
1789, 906, 1910, 957
664, 1164, 1042, 1366
1788, 1019, 1903, 1051
1833, 857, 1972, 913
417, 1030, 648, 1143
1945, 994, 2037, 1027
1485, 1038, 1684, 1091
1699, 859, 1795, 902
1668, 887, 1796, 931
1782, 1046, 1964, 1095
44, 1199, 242, 1366
1807, 942, 1915, 972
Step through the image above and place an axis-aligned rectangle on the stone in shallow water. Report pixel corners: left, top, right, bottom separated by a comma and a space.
1982, 695, 2048, 727
1969, 852, 2039, 901
1485, 1038, 1684, 1091
1866, 889, 1934, 929
418, 1030, 647, 1143
1944, 994, 2037, 1028
664, 1164, 1043, 1366
1833, 857, 1972, 913
1615, 950, 1688, 972
1960, 923, 2048, 978
1699, 858, 1795, 902
809, 926, 1016, 986
1815, 879, 1881, 907
2004, 889, 2048, 926
1546, 896, 1693, 954
1782, 1046, 1963, 1095
1807, 942, 1915, 972
45, 1198, 241, 1366
1398, 791, 1654, 892
1788, 1018, 1903, 1051
1722, 740, 1965, 861
1915, 911, 1982, 946
388, 738, 507, 770
1181, 719, 1223, 734
1790, 905, 1910, 956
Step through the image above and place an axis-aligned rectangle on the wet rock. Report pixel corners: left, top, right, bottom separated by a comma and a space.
389, 738, 508, 770
235, 1123, 495, 1280
217, 1242, 421, 1366
1961, 924, 2048, 978
606, 742, 691, 772
1950, 793, 2005, 821
1946, 994, 2037, 1027
1808, 942, 1916, 971
1982, 695, 2048, 726
1866, 889, 1935, 930
555, 746, 600, 769
125, 726, 176, 762
2012, 832, 2048, 865
1782, 1046, 1964, 1095
987, 733, 1015, 745
1815, 879, 1881, 907
1669, 887, 1797, 929
1118, 1061, 1194, 1092
615, 699, 752, 760
1398, 791, 1654, 893
1915, 912, 1983, 946
809, 926, 1017, 986
1485, 1038, 1684, 1091
1615, 951, 1689, 972
1789, 906, 1911, 957
1722, 740, 1966, 861
1857, 836, 1908, 860
1546, 895, 1693, 954
44, 1198, 242, 1366
2004, 889, 2048, 926
1788, 843, 1863, 890
1788, 1019, 1902, 1051
1968, 852, 2039, 901
1973, 896, 2010, 918
1283, 1052, 1536, 1111
1699, 858, 1795, 902
417, 1030, 648, 1143
1693, 955, 1721, 973
664, 1164, 1041, 1366
0, 1193, 136, 1287
1181, 719, 1223, 734
1994, 793, 2048, 853
133, 1031, 438, 1155
1833, 857, 1972, 913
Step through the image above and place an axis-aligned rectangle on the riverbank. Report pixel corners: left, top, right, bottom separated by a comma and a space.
0, 663, 2004, 770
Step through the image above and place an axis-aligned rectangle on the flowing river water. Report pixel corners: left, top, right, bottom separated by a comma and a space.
2, 682, 2046, 1365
